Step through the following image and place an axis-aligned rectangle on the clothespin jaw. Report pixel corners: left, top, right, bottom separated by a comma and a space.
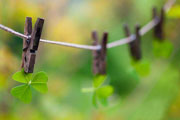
123, 24, 141, 61
30, 18, 44, 51
92, 31, 108, 75
92, 31, 100, 75
134, 24, 141, 60
123, 24, 131, 37
100, 32, 108, 74
21, 17, 32, 69
153, 7, 165, 40
22, 17, 44, 73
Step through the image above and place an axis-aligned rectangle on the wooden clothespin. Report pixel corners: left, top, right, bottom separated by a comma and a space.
92, 31, 100, 75
100, 32, 108, 74
21, 17, 32, 69
153, 7, 165, 40
21, 17, 44, 73
124, 24, 141, 61
92, 31, 108, 75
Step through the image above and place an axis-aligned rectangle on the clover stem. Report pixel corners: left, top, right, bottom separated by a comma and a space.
28, 81, 32, 85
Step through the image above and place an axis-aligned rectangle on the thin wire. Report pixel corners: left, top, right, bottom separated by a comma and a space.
0, 24, 29, 39
139, 19, 159, 36
35, 0, 177, 50
106, 0, 176, 49
0, 0, 176, 50
107, 19, 159, 49
40, 39, 101, 50
107, 35, 135, 48
164, 0, 176, 12
0, 24, 100, 50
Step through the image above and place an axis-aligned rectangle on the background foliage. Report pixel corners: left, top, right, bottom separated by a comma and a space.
0, 0, 180, 120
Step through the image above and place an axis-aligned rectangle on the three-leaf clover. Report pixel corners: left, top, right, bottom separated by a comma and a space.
82, 75, 114, 108
11, 69, 48, 103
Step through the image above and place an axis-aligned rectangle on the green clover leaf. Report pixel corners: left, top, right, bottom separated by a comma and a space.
92, 92, 98, 108
98, 97, 108, 106
93, 85, 114, 107
96, 85, 114, 98
31, 72, 48, 93
93, 75, 106, 88
96, 85, 113, 106
11, 84, 32, 103
153, 40, 173, 58
132, 60, 151, 77
12, 69, 32, 83
82, 75, 114, 108
11, 69, 48, 103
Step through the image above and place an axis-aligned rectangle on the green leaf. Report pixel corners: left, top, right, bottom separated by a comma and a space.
92, 93, 98, 108
132, 60, 151, 77
12, 69, 32, 83
32, 71, 48, 83
153, 40, 173, 58
96, 85, 114, 98
31, 72, 48, 93
31, 83, 48, 93
98, 97, 108, 106
167, 5, 180, 19
11, 84, 32, 103
93, 75, 106, 88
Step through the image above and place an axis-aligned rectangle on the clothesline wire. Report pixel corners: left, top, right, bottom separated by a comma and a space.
0, 0, 176, 50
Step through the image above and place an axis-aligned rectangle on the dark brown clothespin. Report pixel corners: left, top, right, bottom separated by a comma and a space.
153, 7, 165, 41
124, 24, 141, 61
21, 17, 32, 69
92, 31, 108, 75
92, 31, 100, 75
21, 17, 44, 73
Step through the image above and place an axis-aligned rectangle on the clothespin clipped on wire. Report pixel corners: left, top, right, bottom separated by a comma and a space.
92, 31, 108, 75
21, 17, 44, 73
153, 7, 165, 41
124, 24, 141, 61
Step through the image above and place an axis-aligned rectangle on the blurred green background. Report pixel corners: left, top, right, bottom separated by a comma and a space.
0, 0, 180, 120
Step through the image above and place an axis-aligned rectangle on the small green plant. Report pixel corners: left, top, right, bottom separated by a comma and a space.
82, 75, 114, 107
11, 69, 48, 103
132, 60, 151, 77
153, 40, 173, 58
